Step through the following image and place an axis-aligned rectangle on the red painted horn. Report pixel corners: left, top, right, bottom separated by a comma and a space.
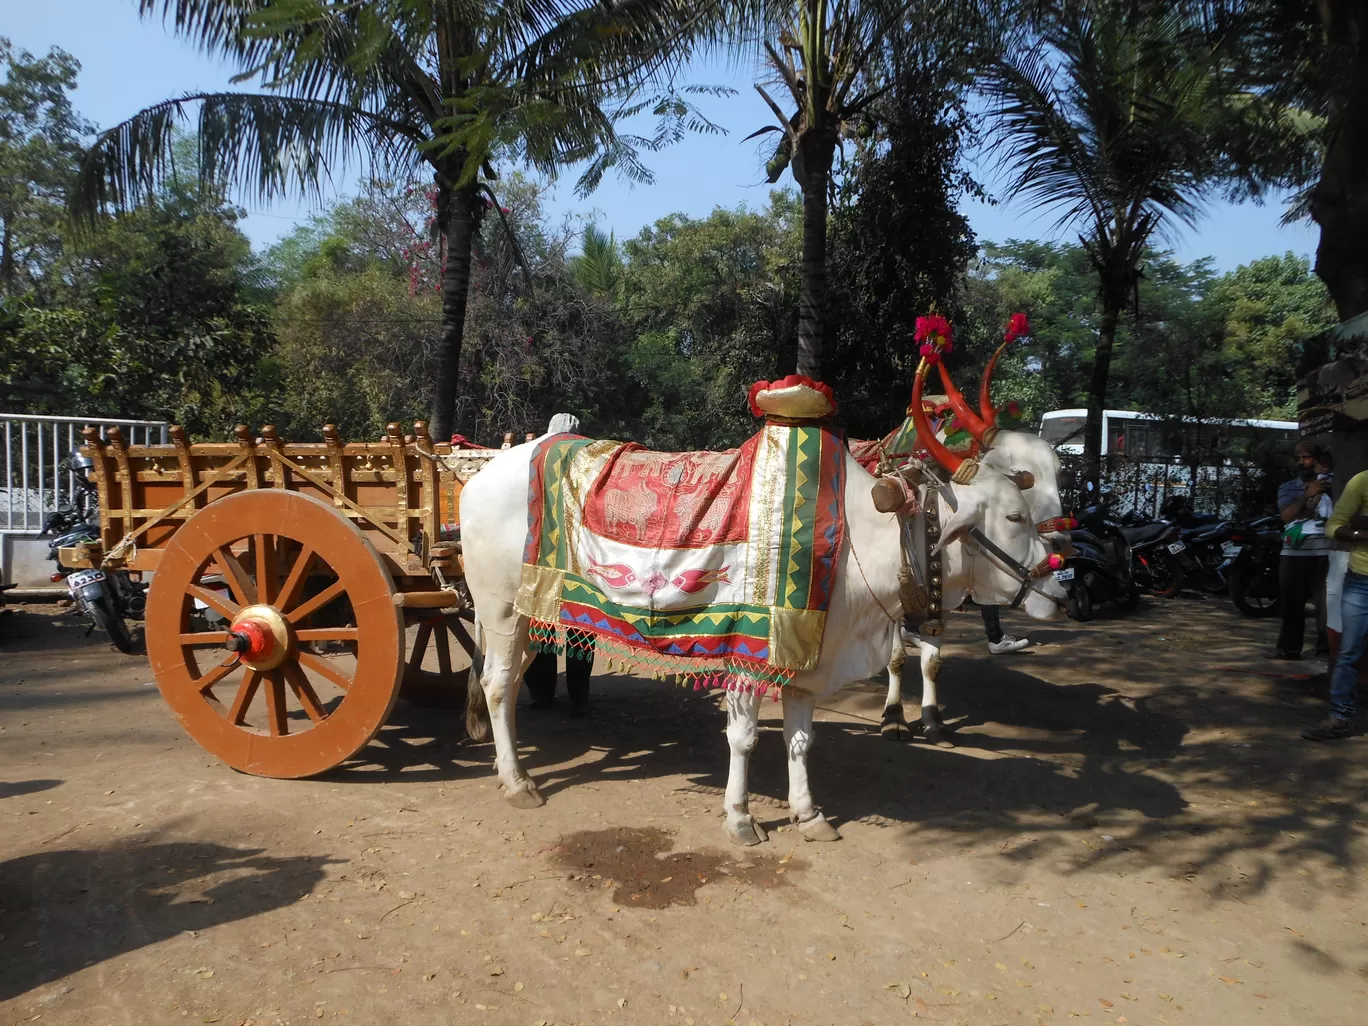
911, 359, 963, 474
937, 361, 990, 441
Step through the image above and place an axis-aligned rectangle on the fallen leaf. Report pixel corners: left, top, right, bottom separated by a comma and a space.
488, 966, 504, 977
575, 948, 590, 957
719, 993, 728, 1003
915, 998, 929, 1014
1099, 998, 1113, 1009
995, 962, 1008, 971
1254, 992, 1272, 1000
1285, 927, 1303, 937
514, 982, 524, 994
1219, 976, 1241, 986
660, 877, 673, 884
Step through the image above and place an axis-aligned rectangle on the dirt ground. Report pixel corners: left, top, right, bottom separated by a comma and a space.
3, 594, 1367, 1026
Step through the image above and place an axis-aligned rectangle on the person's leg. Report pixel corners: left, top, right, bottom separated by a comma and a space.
981, 605, 1003, 644
1306, 573, 1368, 738
1276, 556, 1308, 656
524, 649, 558, 708
565, 640, 593, 717
1312, 556, 1329, 656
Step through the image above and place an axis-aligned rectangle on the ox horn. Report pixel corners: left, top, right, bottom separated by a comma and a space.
936, 361, 990, 443
978, 336, 1013, 429
911, 358, 964, 474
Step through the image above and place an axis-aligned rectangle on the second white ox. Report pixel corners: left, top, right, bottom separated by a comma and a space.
457, 433, 1066, 846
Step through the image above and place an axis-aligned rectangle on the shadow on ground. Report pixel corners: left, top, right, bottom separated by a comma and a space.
0, 835, 339, 1002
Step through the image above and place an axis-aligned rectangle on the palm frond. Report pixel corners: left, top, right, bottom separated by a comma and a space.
72, 91, 423, 219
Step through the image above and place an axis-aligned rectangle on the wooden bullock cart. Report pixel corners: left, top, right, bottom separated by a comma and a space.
71, 421, 499, 779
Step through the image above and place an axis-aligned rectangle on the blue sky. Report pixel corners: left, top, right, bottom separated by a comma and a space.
8, 0, 1321, 272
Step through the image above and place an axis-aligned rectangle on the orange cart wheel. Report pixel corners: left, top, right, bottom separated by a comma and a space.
145, 490, 403, 778
399, 613, 475, 710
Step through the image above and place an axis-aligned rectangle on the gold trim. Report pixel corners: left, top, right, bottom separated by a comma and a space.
768, 607, 826, 670
231, 603, 292, 671
515, 563, 565, 622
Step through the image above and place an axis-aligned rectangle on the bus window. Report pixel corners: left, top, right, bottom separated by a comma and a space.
1040, 416, 1086, 446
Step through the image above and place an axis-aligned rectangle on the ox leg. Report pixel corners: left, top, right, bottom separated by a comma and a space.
722, 688, 767, 846
783, 689, 841, 842
918, 633, 955, 748
479, 625, 544, 808
882, 632, 913, 741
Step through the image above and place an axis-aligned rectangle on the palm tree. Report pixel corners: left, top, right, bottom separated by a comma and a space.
980, 1, 1230, 488
72, 0, 714, 439
734, 1, 913, 379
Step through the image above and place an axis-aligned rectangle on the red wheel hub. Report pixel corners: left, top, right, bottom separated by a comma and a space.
227, 618, 277, 661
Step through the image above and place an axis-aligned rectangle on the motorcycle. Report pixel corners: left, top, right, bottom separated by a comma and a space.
1118, 518, 1187, 597
1055, 506, 1140, 620
1224, 515, 1282, 617
1158, 496, 1236, 594
43, 450, 144, 653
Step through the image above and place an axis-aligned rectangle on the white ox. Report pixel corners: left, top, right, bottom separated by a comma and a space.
457, 433, 1066, 846
880, 428, 1070, 745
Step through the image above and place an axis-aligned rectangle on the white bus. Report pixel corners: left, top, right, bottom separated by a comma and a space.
1038, 409, 1299, 516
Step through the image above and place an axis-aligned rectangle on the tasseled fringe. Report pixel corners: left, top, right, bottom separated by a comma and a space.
528, 617, 792, 700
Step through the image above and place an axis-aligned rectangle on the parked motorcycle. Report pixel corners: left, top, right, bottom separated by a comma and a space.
1158, 496, 1236, 594
1224, 515, 1282, 617
43, 450, 144, 653
1119, 518, 1186, 597
1056, 507, 1140, 620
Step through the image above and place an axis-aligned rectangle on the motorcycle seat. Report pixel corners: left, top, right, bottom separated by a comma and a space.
1121, 523, 1172, 545
1182, 523, 1229, 544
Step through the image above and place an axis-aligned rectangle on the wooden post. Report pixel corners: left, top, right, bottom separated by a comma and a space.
235, 425, 261, 489
81, 426, 113, 551
106, 426, 135, 541
261, 425, 290, 489
322, 423, 346, 511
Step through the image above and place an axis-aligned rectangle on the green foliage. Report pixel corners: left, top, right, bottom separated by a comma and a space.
0, 38, 93, 297
616, 192, 802, 448
569, 225, 624, 299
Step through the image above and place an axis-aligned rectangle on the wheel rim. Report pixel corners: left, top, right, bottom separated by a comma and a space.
146, 490, 402, 778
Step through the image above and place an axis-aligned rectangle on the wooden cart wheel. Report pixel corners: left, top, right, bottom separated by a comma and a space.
400, 613, 476, 709
145, 490, 403, 778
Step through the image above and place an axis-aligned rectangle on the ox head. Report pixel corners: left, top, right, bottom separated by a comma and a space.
933, 466, 1067, 620
912, 313, 1072, 557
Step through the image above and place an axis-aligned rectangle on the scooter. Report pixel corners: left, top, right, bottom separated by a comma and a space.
1058, 506, 1141, 620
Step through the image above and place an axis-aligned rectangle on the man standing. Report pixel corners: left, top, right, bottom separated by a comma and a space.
1275, 442, 1332, 660
1304, 462, 1368, 739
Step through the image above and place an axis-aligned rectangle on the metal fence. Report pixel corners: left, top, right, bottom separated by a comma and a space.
1058, 453, 1287, 522
2, 413, 168, 536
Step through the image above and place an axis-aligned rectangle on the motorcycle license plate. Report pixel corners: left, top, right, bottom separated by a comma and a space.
1167, 541, 1186, 554
1222, 543, 1243, 558
1053, 568, 1076, 582
66, 569, 105, 590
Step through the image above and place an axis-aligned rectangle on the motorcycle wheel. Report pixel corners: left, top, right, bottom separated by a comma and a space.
1137, 552, 1184, 598
1229, 563, 1280, 618
90, 598, 136, 653
1068, 583, 1094, 622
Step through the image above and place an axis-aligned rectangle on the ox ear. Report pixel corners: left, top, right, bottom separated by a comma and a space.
1008, 470, 1035, 491
935, 501, 982, 553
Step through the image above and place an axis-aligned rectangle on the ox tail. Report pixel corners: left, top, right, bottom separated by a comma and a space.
464, 616, 492, 742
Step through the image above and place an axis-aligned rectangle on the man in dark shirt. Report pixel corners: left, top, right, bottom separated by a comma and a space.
1275, 442, 1332, 660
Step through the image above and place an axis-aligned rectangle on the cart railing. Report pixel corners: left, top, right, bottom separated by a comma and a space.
2, 413, 168, 535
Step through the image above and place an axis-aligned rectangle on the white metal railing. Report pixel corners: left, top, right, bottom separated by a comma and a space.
2, 413, 169, 535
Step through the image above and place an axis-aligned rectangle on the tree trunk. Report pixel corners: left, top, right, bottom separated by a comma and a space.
1083, 305, 1121, 494
1311, 0, 1368, 321
0, 218, 13, 296
793, 130, 836, 381
430, 181, 479, 441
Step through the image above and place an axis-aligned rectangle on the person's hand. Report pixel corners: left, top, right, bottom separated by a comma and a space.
1306, 479, 1328, 496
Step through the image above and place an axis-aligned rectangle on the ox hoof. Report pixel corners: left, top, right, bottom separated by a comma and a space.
506, 786, 546, 809
725, 815, 768, 847
922, 724, 956, 749
880, 705, 912, 741
798, 813, 841, 842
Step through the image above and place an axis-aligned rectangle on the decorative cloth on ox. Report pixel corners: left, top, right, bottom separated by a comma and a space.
515, 422, 846, 695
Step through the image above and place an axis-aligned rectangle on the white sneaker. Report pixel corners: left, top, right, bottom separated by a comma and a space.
988, 635, 1029, 655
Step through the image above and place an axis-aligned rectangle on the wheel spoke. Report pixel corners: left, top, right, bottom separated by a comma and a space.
193, 655, 240, 694
276, 545, 315, 613
296, 650, 353, 693
263, 671, 289, 735
255, 534, 279, 605
228, 669, 262, 725
284, 663, 328, 723
189, 585, 238, 621
287, 579, 347, 624
447, 617, 479, 660
213, 546, 258, 607
295, 627, 360, 642
434, 622, 452, 676
408, 621, 433, 675
181, 631, 230, 646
